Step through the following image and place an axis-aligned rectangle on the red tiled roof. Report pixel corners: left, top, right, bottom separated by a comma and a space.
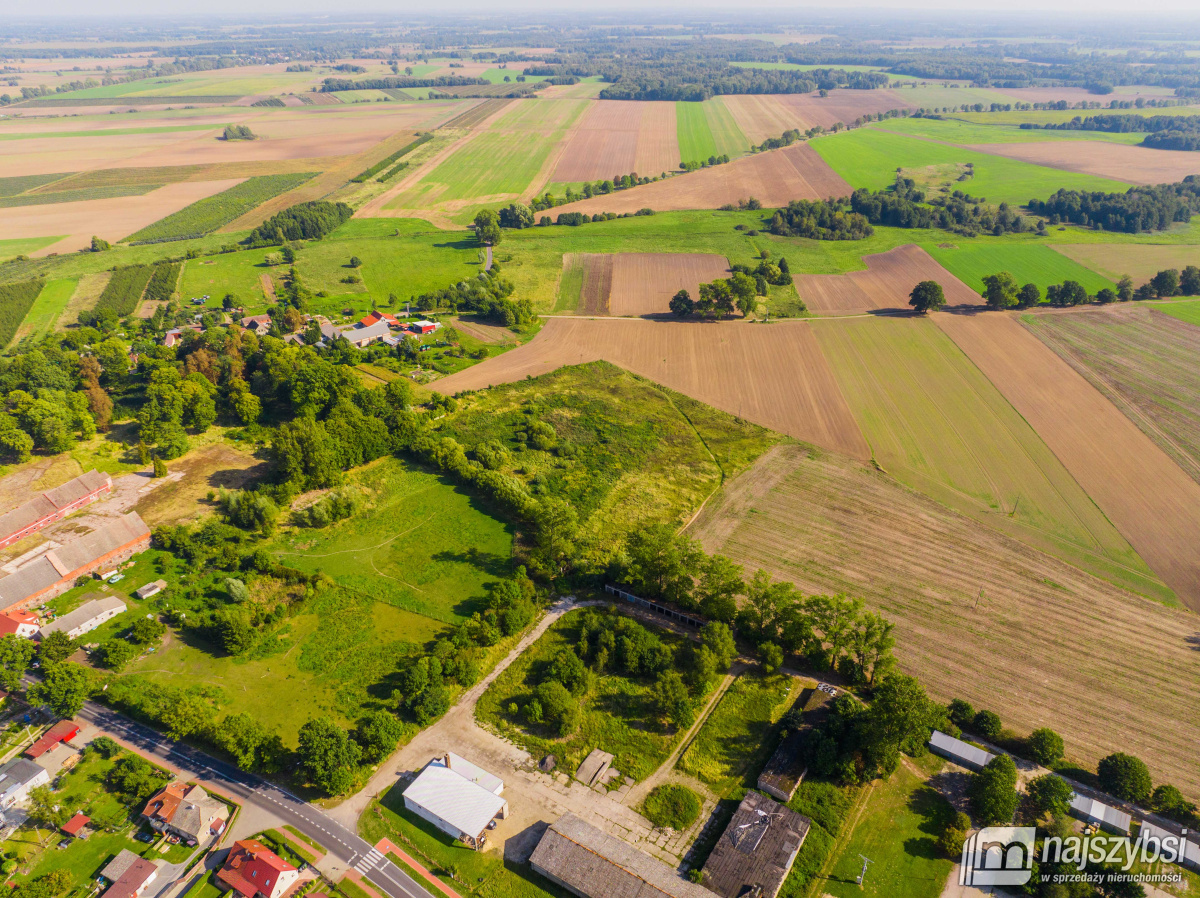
26, 719, 79, 758
0, 610, 37, 635
103, 858, 157, 898
218, 839, 296, 898
142, 781, 188, 824
63, 812, 90, 836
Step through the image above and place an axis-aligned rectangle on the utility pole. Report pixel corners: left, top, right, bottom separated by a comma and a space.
857, 854, 874, 889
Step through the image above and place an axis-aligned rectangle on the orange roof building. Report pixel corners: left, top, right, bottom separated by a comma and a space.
216, 839, 299, 898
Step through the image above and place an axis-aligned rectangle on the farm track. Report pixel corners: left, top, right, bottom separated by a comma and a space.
432, 317, 870, 460
935, 309, 1200, 610
688, 443, 1200, 797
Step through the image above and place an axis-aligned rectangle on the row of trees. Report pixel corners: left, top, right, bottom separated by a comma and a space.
1028, 179, 1200, 233
979, 266, 1200, 309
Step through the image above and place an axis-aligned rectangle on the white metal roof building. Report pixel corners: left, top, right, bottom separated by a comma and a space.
1070, 795, 1132, 834
928, 731, 996, 772
37, 595, 127, 640
1139, 822, 1200, 870
402, 755, 508, 850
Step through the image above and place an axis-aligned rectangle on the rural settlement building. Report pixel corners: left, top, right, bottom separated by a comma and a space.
530, 813, 716, 898
101, 850, 161, 898
0, 513, 151, 613
217, 839, 299, 898
1139, 822, 1200, 871
339, 319, 391, 348
0, 610, 39, 639
26, 719, 80, 759
702, 791, 811, 898
758, 688, 830, 802
0, 758, 50, 809
1070, 795, 1132, 835
0, 470, 111, 549
142, 782, 229, 843
37, 596, 127, 641
928, 730, 996, 772
402, 753, 508, 849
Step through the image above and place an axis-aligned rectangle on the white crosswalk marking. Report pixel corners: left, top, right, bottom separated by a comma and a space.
354, 848, 385, 875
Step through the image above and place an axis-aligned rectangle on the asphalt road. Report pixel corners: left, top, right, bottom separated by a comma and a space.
74, 701, 431, 898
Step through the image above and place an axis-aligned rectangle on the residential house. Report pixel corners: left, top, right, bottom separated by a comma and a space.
26, 719, 80, 759
0, 758, 50, 809
37, 596, 126, 641
357, 310, 400, 329
142, 782, 229, 843
402, 753, 508, 850
240, 314, 273, 336
0, 610, 39, 639
216, 839, 299, 898
0, 470, 112, 549
101, 850, 160, 898
0, 513, 151, 614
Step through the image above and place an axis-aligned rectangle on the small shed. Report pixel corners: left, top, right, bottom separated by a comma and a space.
411, 320, 438, 335
27, 719, 80, 759
62, 812, 90, 838
928, 730, 996, 772
1070, 795, 1131, 835
135, 580, 167, 600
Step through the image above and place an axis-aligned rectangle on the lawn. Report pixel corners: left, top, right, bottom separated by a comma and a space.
925, 243, 1116, 295
266, 455, 514, 624
812, 315, 1166, 601
810, 126, 1134, 205
359, 794, 571, 898
387, 99, 587, 220
9, 278, 76, 347
476, 607, 709, 782
818, 763, 956, 898
1157, 299, 1200, 326
676, 670, 801, 796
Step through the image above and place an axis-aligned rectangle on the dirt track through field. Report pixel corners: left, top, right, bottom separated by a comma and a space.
590, 252, 733, 316
433, 317, 869, 459
690, 443, 1200, 798
935, 310, 1200, 610
968, 141, 1200, 185
551, 101, 679, 182
797, 244, 978, 314
551, 142, 849, 216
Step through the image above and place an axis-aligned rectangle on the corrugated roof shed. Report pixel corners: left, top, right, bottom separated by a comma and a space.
0, 470, 110, 543
702, 791, 810, 898
758, 689, 830, 802
929, 731, 996, 771
403, 760, 506, 840
1070, 795, 1132, 833
529, 813, 716, 898
1139, 822, 1200, 868
445, 752, 504, 795
38, 596, 126, 638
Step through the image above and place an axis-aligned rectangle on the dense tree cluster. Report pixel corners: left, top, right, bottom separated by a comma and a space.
245, 201, 353, 247
1020, 113, 1200, 134
850, 180, 1031, 236
411, 265, 533, 327
768, 199, 875, 240
1027, 179, 1200, 233
319, 75, 489, 92
669, 272, 758, 318
1142, 130, 1200, 151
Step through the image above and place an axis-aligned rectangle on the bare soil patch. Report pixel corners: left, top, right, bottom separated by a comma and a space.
797, 244, 978, 314
552, 142, 849, 216
433, 317, 870, 459
552, 100, 643, 182
608, 252, 732, 317
577, 254, 614, 315
690, 442, 1200, 799
634, 101, 680, 177
967, 141, 1200, 185
722, 89, 914, 144
935, 310, 1200, 610
450, 316, 515, 344
0, 179, 244, 256
135, 441, 266, 527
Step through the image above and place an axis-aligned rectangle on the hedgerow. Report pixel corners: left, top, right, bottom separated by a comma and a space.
350, 133, 432, 182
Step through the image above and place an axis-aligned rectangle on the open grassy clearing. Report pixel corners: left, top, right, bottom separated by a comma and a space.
819, 761, 955, 898
885, 85, 1020, 108
677, 101, 721, 165
476, 607, 711, 782
927, 242, 1116, 294
690, 443, 1200, 797
1023, 306, 1200, 486
9, 278, 75, 346
266, 455, 514, 624
811, 126, 1134, 205
813, 315, 1166, 600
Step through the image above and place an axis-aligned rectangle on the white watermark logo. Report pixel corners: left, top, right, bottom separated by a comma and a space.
960, 826, 1036, 886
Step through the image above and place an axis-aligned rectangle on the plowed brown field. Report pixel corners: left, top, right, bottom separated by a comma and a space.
690, 443, 1200, 798
433, 317, 869, 459
551, 100, 679, 182
588, 253, 734, 317
936, 310, 1200, 610
551, 143, 849, 216
722, 89, 914, 143
968, 141, 1200, 185
578, 254, 614, 315
797, 244, 979, 314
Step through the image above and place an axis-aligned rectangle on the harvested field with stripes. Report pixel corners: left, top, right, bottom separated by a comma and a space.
813, 314, 1162, 600
721, 89, 914, 144
433, 317, 869, 459
551, 100, 680, 182
1023, 306, 1200, 487
551, 142, 849, 216
690, 443, 1200, 797
567, 252, 732, 316
968, 140, 1200, 185
440, 98, 508, 129
936, 310, 1200, 609
797, 243, 978, 314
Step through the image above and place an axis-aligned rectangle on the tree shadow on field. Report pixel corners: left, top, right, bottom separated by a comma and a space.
432, 548, 512, 578
904, 784, 956, 863
1186, 632, 1200, 652
433, 238, 479, 252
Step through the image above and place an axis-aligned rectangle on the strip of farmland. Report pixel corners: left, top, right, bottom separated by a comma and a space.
432, 317, 870, 460
967, 140, 1200, 185
690, 443, 1200, 797
935, 309, 1200, 610
572, 252, 733, 317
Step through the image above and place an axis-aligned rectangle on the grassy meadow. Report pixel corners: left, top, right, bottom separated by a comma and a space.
1157, 299, 1200, 327
927, 243, 1116, 294
9, 278, 76, 346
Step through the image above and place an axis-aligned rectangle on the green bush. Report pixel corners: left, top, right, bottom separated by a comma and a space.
643, 784, 702, 830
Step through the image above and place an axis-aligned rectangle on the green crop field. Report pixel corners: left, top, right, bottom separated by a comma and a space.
953, 106, 1200, 126
875, 116, 1147, 146
0, 173, 73, 196
677, 99, 748, 163
386, 99, 587, 220
822, 762, 956, 898
9, 278, 76, 346
810, 126, 1134, 205
0, 236, 62, 262
267, 455, 514, 624
0, 183, 164, 208
1157, 300, 1200, 327
927, 243, 1116, 294
812, 315, 1161, 597
126, 172, 316, 244
677, 671, 801, 796
0, 279, 45, 349
0, 124, 215, 141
